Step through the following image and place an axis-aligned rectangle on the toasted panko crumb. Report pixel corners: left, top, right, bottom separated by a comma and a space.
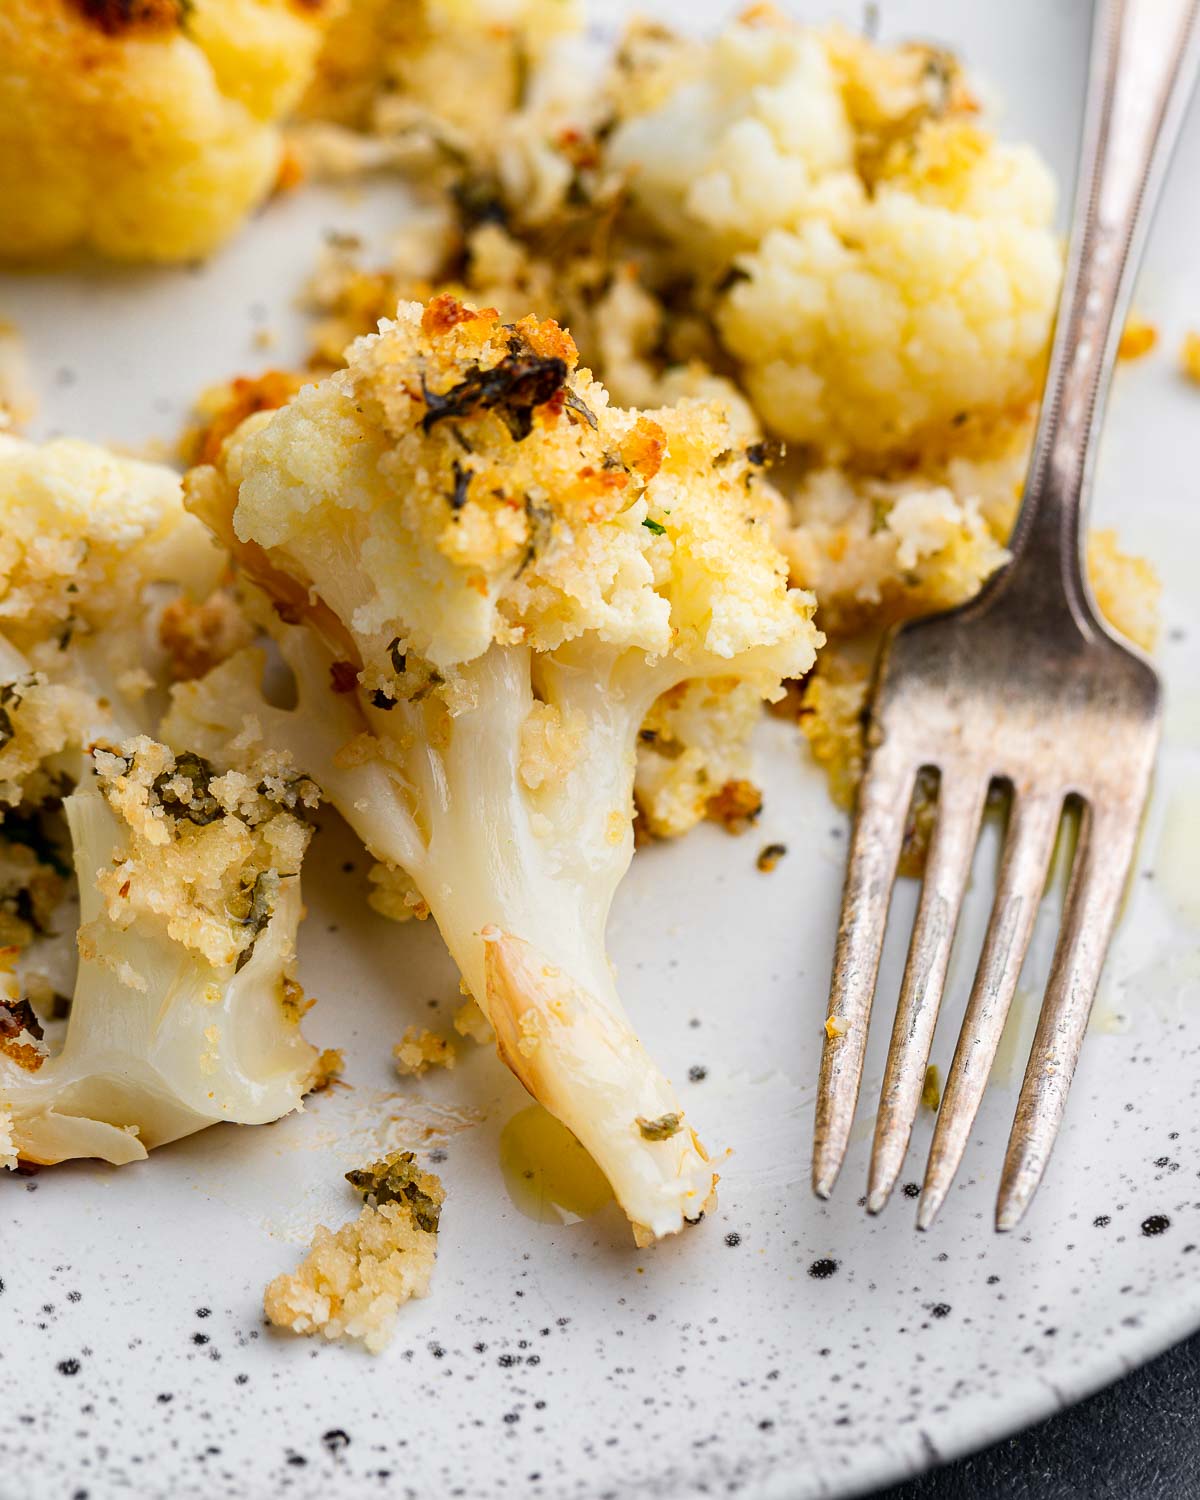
367, 861, 430, 922
452, 996, 493, 1044
796, 652, 870, 811
635, 678, 764, 840
158, 590, 255, 681
89, 736, 314, 972
183, 370, 311, 467
0, 832, 65, 949
264, 1151, 444, 1353
756, 842, 787, 873
1086, 529, 1161, 653
393, 1025, 456, 1077
1181, 332, 1200, 384
1118, 319, 1157, 361
705, 779, 764, 833
307, 1047, 344, 1092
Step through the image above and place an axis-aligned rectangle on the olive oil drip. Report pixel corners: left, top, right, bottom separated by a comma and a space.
498, 1104, 613, 1224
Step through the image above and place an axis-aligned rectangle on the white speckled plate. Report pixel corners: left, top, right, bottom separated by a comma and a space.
3, 3, 1200, 1497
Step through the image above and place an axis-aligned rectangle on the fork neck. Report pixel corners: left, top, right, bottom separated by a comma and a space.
1003, 0, 1200, 622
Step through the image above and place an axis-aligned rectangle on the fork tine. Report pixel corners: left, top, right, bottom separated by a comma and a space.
917, 789, 1063, 1230
866, 771, 989, 1214
813, 747, 916, 1199
995, 798, 1143, 1231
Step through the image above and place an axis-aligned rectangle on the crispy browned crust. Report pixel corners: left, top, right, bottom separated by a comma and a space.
705, 778, 764, 833
189, 370, 309, 468
67, 0, 184, 39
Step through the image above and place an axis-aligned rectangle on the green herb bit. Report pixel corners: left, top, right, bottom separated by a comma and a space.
346, 1151, 443, 1233
235, 869, 280, 972
642, 517, 667, 536
636, 1112, 683, 1141
449, 458, 472, 511
152, 751, 223, 826
420, 345, 567, 441
564, 387, 599, 430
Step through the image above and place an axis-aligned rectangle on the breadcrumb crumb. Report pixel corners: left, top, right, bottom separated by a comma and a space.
1181, 331, 1200, 385
264, 1152, 443, 1353
307, 1048, 344, 1093
452, 996, 493, 1045
393, 1025, 456, 1077
1118, 319, 1157, 361
705, 779, 764, 833
756, 842, 787, 872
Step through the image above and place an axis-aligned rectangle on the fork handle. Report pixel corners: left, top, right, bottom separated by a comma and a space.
1006, 0, 1200, 612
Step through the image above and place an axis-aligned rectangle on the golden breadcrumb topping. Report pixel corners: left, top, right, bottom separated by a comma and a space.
88, 736, 316, 973
264, 1150, 444, 1352
1181, 332, 1200, 385
0, 434, 220, 659
0, 832, 66, 950
367, 861, 431, 922
393, 1025, 456, 1076
795, 651, 871, 811
196, 293, 816, 695
183, 370, 312, 468
157, 592, 255, 683
452, 995, 493, 1044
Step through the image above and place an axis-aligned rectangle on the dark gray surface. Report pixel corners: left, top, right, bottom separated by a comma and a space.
870, 1331, 1200, 1499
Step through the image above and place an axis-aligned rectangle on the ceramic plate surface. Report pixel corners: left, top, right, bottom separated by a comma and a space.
3, 3, 1200, 1497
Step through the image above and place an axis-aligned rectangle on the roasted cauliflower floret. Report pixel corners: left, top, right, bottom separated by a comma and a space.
778, 453, 1018, 637
299, 0, 580, 145
179, 293, 819, 1242
0, 433, 228, 807
0, 0, 335, 263
0, 737, 322, 1169
606, 14, 1061, 461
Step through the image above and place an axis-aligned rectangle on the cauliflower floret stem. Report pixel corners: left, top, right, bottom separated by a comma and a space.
2, 786, 316, 1167
170, 624, 718, 1240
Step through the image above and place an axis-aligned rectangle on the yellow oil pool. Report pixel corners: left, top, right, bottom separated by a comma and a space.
498, 1104, 614, 1224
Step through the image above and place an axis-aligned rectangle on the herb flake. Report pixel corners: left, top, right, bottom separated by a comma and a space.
636, 1112, 683, 1141
421, 347, 567, 441
346, 1151, 443, 1233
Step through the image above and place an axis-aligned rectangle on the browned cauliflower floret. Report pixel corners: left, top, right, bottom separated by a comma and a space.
1, 736, 323, 1170
0, 0, 336, 263
176, 292, 819, 1242
0, 432, 229, 809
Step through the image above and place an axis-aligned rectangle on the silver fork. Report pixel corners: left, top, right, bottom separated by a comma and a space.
812, 0, 1200, 1233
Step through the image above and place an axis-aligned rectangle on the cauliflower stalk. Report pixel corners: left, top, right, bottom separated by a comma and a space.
0, 738, 321, 1167
179, 295, 820, 1242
